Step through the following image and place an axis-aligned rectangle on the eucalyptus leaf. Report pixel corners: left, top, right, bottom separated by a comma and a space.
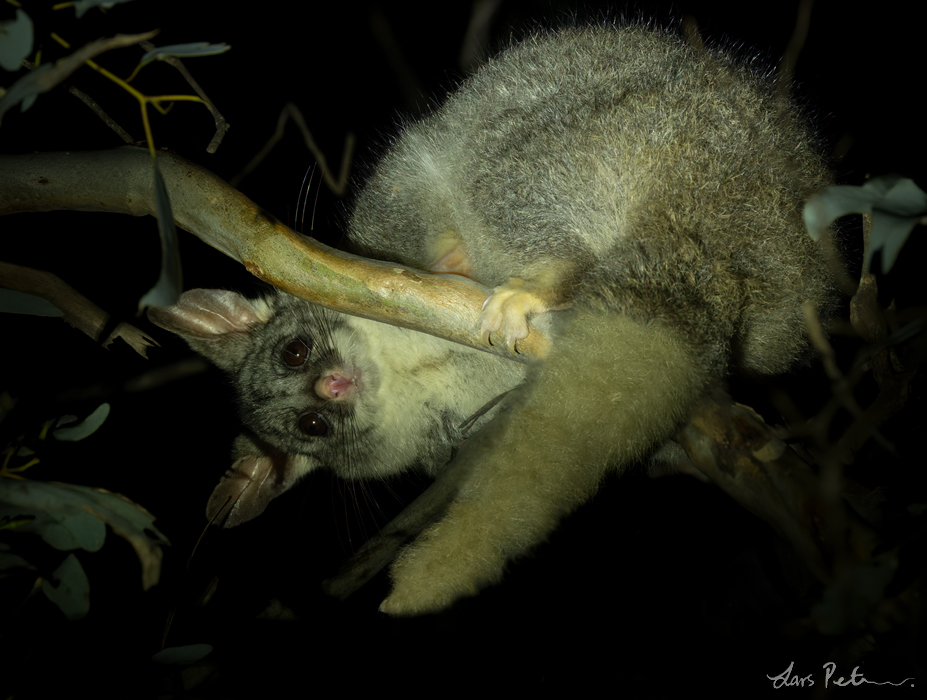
0, 62, 53, 124
0, 479, 168, 589
0, 9, 33, 72
0, 289, 64, 316
139, 42, 231, 68
139, 160, 182, 310
0, 482, 107, 551
0, 514, 36, 531
41, 553, 90, 620
54, 403, 110, 441
804, 175, 927, 274
0, 549, 35, 571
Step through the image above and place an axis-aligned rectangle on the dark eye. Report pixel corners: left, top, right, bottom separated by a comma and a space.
282, 339, 310, 367
299, 412, 329, 437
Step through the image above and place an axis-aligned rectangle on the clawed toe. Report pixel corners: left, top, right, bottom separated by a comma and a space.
479, 277, 545, 353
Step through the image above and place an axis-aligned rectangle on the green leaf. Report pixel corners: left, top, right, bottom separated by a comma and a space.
0, 289, 64, 316
0, 479, 169, 589
0, 513, 36, 531
0, 62, 53, 125
804, 175, 927, 274
139, 159, 182, 310
0, 482, 107, 551
138, 42, 231, 69
53, 403, 110, 441
0, 9, 34, 72
0, 544, 36, 571
41, 553, 90, 620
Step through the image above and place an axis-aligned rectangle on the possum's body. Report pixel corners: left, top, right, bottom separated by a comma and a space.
150, 25, 834, 615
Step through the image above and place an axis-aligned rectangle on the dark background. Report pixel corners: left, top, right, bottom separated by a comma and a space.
1, 0, 924, 696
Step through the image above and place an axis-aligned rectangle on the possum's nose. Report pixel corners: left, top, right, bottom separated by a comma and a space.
314, 371, 360, 400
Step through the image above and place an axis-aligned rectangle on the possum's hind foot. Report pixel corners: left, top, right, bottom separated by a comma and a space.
479, 266, 573, 353
479, 277, 547, 353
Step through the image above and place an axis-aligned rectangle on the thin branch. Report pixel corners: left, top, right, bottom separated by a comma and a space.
138, 40, 230, 154
676, 389, 877, 582
0, 262, 158, 358
229, 102, 354, 195
0, 31, 160, 119
66, 83, 136, 144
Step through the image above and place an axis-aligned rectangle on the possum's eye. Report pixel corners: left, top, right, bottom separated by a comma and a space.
283, 339, 311, 367
299, 412, 329, 437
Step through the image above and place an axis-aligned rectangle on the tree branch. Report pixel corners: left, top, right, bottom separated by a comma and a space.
0, 262, 158, 358
0, 147, 548, 360
676, 390, 878, 582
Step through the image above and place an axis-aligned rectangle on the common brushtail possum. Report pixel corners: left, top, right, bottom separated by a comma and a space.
149, 25, 835, 615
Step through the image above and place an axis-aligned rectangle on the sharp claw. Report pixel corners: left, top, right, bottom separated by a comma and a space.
480, 280, 544, 353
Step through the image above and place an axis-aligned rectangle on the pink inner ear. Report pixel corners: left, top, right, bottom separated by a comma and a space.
168, 289, 268, 338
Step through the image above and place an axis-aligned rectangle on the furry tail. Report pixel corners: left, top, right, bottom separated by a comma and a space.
380, 310, 709, 614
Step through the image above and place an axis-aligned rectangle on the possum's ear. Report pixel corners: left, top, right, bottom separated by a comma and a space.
207, 434, 305, 527
147, 289, 274, 371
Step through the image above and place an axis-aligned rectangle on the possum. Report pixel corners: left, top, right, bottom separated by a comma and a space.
148, 24, 835, 615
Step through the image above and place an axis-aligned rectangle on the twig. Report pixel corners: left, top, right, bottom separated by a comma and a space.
0, 31, 160, 119
0, 262, 158, 358
139, 40, 230, 154
66, 83, 136, 144
230, 103, 354, 195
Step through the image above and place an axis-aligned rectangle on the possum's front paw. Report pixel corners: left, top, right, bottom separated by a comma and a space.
480, 277, 553, 353
378, 502, 507, 615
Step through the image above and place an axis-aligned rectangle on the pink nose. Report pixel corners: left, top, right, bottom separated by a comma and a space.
315, 372, 355, 400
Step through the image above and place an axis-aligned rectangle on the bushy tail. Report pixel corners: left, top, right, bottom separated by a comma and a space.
381, 310, 708, 614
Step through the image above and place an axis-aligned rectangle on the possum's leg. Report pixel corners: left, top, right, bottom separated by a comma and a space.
379, 310, 708, 615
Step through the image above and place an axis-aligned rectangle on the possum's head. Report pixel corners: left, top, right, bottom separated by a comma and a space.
148, 289, 503, 526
